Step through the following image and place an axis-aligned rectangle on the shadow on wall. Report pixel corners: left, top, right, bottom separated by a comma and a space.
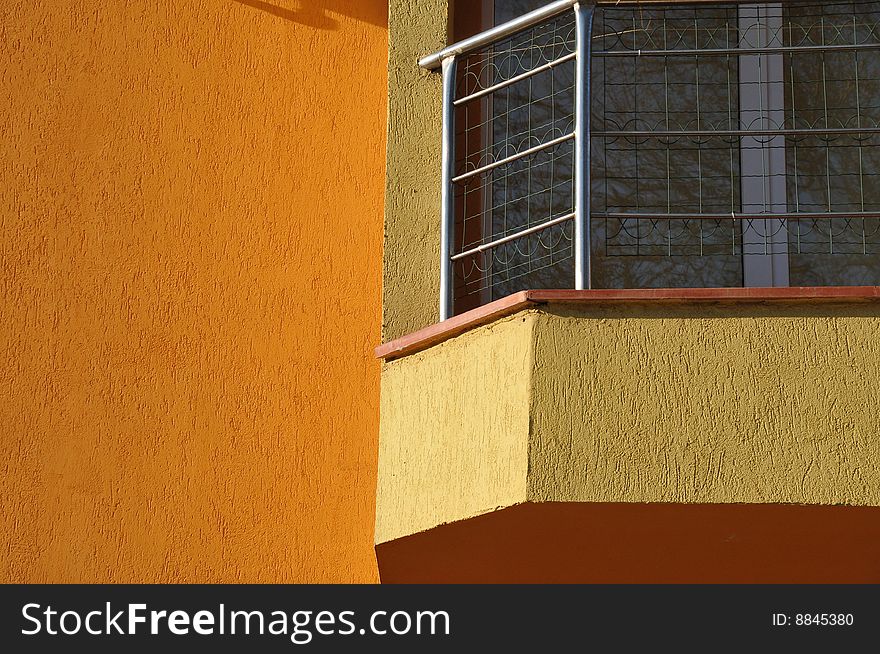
234, 0, 387, 29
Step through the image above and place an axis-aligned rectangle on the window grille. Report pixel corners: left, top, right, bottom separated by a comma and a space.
421, 1, 880, 319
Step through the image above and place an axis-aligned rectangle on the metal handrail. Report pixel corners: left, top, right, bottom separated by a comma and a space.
594, 42, 880, 57
419, 0, 578, 70
592, 127, 880, 138
453, 51, 577, 106
451, 133, 576, 184
427, 1, 594, 320
418, 0, 797, 70
450, 213, 577, 262
593, 211, 880, 221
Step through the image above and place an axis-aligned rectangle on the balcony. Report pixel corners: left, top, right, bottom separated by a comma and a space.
421, 0, 880, 319
376, 0, 880, 582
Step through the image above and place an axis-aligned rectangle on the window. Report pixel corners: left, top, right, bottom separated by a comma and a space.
429, 1, 880, 318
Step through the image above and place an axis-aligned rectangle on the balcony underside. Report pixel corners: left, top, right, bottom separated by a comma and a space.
378, 501, 880, 583
375, 297, 880, 581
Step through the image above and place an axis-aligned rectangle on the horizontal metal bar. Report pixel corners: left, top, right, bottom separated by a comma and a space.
419, 0, 578, 70
454, 52, 577, 106
594, 42, 880, 58
418, 0, 834, 71
452, 132, 575, 183
450, 212, 576, 261
592, 127, 880, 138
594, 0, 797, 4
593, 211, 880, 221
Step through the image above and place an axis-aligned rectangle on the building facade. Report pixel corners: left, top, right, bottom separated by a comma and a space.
2, 0, 387, 583
4, 0, 879, 585
376, 0, 880, 582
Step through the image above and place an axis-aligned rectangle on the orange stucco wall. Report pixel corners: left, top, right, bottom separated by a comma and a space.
1, 0, 387, 582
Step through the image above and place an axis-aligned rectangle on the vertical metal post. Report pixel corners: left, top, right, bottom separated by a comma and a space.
574, 3, 594, 290
439, 55, 457, 321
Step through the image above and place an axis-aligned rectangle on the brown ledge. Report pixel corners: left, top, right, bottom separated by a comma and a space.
375, 286, 880, 361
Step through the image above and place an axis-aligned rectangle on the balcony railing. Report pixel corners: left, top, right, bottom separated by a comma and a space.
421, 1, 880, 319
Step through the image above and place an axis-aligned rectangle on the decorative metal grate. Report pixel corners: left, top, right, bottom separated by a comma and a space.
452, 9, 578, 312
592, 1, 880, 289
422, 1, 880, 319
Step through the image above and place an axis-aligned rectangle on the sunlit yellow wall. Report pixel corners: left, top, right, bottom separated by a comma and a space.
376, 312, 533, 544
1, 0, 387, 582
529, 303, 880, 506
383, 0, 448, 341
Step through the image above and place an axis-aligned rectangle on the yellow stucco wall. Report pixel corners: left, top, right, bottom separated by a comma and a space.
376, 303, 880, 543
383, 0, 448, 341
376, 312, 533, 544
529, 303, 880, 505
2, 0, 387, 583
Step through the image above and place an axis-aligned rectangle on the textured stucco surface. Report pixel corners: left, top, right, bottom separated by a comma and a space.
2, 0, 387, 582
382, 0, 448, 341
375, 312, 533, 544
529, 304, 880, 505
377, 303, 880, 543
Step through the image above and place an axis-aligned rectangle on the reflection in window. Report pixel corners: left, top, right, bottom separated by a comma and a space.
450, 1, 880, 314
592, 1, 880, 289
